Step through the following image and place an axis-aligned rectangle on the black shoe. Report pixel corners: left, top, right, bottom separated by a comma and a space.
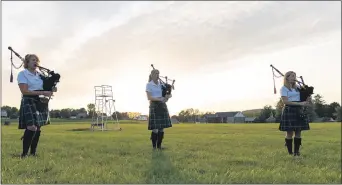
20, 153, 28, 158
30, 153, 38, 157
285, 138, 293, 155
151, 132, 158, 149
30, 131, 41, 156
294, 153, 300, 156
157, 132, 164, 150
294, 137, 302, 156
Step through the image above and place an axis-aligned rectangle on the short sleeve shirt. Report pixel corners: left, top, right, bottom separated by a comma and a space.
280, 85, 300, 102
17, 69, 44, 91
146, 80, 162, 98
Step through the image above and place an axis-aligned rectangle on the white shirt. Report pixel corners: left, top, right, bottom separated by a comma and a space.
280, 85, 300, 102
146, 80, 163, 98
17, 69, 44, 91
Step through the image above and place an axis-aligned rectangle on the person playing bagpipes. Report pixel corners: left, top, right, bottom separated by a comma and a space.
17, 54, 57, 158
279, 71, 312, 156
145, 69, 173, 150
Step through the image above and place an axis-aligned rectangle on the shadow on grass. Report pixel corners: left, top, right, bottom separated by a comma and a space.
66, 128, 123, 132
66, 128, 92, 132
226, 160, 258, 166
66, 128, 112, 132
145, 151, 188, 184
10, 153, 22, 158
10, 153, 40, 159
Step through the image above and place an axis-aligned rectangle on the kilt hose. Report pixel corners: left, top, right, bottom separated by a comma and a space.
279, 105, 310, 132
18, 96, 50, 157
148, 101, 172, 130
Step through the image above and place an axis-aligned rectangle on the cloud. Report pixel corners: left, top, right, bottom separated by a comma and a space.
51, 1, 341, 75
3, 1, 339, 72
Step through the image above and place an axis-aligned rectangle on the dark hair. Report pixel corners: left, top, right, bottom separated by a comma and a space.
23, 54, 40, 69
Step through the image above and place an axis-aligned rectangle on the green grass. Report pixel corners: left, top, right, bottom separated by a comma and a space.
1, 118, 143, 124
1, 122, 341, 184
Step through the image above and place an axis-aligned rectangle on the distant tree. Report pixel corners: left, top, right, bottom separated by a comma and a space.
187, 108, 195, 122
177, 108, 203, 122
111, 111, 120, 120
178, 109, 188, 122
258, 105, 275, 123
325, 102, 340, 119
313, 94, 326, 117
171, 115, 179, 120
204, 111, 216, 115
193, 109, 200, 121
53, 109, 61, 118
79, 108, 87, 114
10, 107, 19, 118
50, 109, 56, 118
177, 108, 204, 122
87, 103, 96, 118
275, 98, 284, 122
127, 112, 141, 119
120, 112, 129, 120
70, 109, 78, 117
60, 109, 71, 118
306, 104, 317, 122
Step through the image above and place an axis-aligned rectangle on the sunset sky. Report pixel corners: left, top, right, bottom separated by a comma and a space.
1, 1, 341, 116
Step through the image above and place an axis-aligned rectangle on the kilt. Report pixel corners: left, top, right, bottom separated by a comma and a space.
18, 96, 50, 130
279, 105, 310, 132
148, 101, 172, 130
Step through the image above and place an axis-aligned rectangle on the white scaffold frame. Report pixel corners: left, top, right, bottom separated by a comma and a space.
91, 85, 120, 131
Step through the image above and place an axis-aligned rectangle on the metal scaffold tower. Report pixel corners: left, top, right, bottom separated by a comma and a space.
91, 85, 120, 131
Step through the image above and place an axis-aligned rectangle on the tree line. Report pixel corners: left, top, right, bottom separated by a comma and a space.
1, 103, 141, 120
173, 94, 341, 123
1, 94, 341, 122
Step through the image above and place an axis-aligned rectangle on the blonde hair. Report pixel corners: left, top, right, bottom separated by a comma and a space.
283, 71, 297, 91
148, 69, 159, 82
23, 54, 40, 69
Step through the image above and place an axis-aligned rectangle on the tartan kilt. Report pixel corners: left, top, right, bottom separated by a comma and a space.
18, 97, 50, 129
279, 105, 310, 132
148, 101, 172, 130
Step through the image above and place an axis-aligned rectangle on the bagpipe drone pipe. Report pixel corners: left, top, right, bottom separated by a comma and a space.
151, 64, 175, 97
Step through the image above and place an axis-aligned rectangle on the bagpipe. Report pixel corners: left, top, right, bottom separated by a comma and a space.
151, 64, 175, 97
270, 64, 314, 102
8, 46, 61, 104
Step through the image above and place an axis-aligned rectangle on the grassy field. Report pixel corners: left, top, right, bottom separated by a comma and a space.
1, 122, 341, 184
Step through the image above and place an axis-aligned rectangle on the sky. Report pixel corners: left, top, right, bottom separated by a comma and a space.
1, 1, 341, 116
